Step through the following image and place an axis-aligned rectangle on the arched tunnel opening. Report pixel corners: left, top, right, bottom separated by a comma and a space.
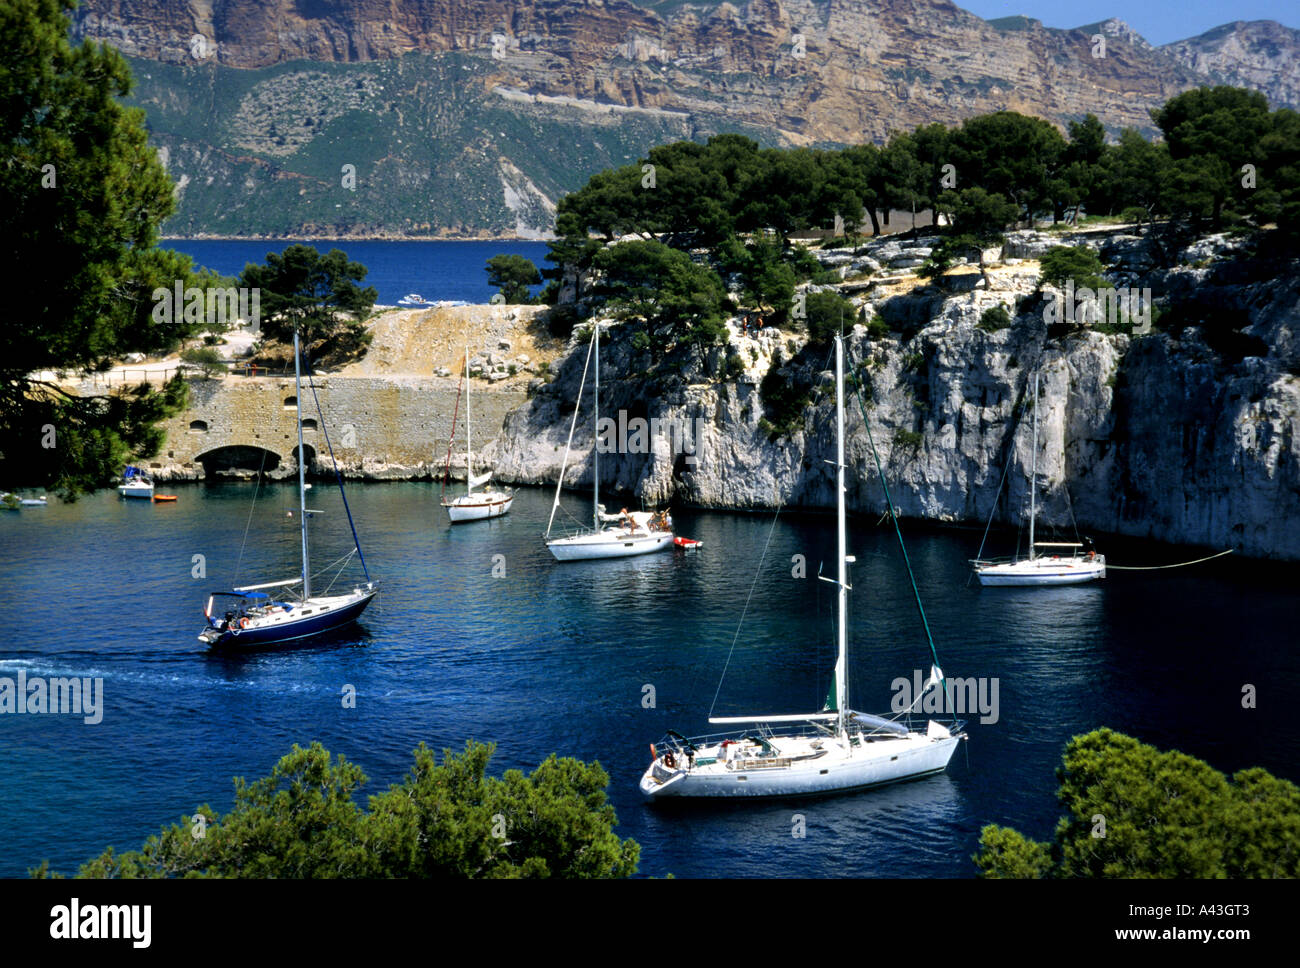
196, 445, 284, 480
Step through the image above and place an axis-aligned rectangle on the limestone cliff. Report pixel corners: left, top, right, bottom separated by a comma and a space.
487, 229, 1300, 559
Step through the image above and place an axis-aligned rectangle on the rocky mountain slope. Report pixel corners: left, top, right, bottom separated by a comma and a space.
69, 1, 1298, 237
1161, 20, 1300, 112
486, 228, 1300, 560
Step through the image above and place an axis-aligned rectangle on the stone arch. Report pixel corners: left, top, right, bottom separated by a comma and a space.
301, 418, 318, 432
291, 443, 316, 471
189, 419, 209, 432
283, 396, 297, 409
196, 445, 282, 479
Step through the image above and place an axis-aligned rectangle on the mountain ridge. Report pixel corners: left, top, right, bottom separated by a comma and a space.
69, 1, 1300, 237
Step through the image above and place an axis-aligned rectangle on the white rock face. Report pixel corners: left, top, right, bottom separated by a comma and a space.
490, 246, 1300, 560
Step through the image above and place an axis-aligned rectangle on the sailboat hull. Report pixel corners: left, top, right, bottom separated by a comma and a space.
975, 556, 1105, 586
640, 732, 960, 799
547, 530, 673, 561
200, 588, 376, 650
443, 492, 513, 523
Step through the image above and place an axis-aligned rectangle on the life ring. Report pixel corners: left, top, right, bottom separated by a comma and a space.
239, 617, 250, 629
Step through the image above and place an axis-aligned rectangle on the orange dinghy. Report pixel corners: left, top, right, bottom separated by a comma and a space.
674, 536, 702, 549
152, 494, 178, 503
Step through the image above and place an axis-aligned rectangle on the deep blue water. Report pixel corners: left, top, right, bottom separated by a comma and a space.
1, 484, 1297, 878
162, 239, 552, 306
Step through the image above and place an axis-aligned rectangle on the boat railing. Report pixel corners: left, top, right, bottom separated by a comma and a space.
542, 525, 597, 542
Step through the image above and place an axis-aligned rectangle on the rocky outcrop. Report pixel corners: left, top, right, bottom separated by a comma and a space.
1162, 21, 1300, 112
488, 229, 1300, 559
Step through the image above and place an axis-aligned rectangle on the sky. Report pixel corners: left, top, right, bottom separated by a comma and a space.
956, 0, 1295, 46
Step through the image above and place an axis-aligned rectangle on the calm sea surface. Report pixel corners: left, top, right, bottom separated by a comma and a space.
1, 483, 1296, 878
162, 239, 552, 306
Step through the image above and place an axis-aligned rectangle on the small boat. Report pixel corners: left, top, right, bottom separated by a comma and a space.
398, 293, 429, 306
674, 536, 702, 550
440, 347, 513, 523
153, 494, 178, 503
117, 467, 154, 499
640, 333, 964, 800
544, 322, 673, 561
198, 326, 377, 650
19, 495, 47, 506
971, 370, 1105, 586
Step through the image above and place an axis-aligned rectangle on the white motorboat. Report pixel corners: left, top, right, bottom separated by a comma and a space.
441, 347, 513, 523
640, 333, 964, 799
544, 321, 672, 561
971, 369, 1105, 586
398, 293, 429, 306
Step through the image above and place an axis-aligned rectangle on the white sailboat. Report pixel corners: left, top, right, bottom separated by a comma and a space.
545, 322, 673, 561
441, 347, 513, 523
971, 370, 1105, 586
198, 327, 377, 649
640, 333, 964, 799
117, 466, 154, 499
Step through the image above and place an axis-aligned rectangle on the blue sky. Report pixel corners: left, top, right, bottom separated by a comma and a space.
957, 1, 1295, 46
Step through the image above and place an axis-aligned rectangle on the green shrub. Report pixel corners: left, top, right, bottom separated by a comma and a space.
181, 346, 225, 379
1038, 245, 1107, 292
978, 305, 1012, 332
804, 290, 856, 345
893, 428, 923, 450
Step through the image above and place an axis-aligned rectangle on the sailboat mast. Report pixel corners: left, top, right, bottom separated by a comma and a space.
835, 334, 849, 735
294, 327, 311, 600
593, 322, 600, 530
465, 346, 473, 496
1029, 369, 1038, 560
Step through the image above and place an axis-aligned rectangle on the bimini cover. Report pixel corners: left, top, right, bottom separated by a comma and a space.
243, 591, 270, 600
850, 712, 909, 735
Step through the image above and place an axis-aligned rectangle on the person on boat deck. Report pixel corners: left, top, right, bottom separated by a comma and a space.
620, 507, 633, 530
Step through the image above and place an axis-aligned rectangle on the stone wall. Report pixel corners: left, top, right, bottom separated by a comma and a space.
144, 374, 525, 482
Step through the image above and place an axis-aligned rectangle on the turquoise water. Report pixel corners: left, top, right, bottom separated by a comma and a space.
1, 482, 1296, 877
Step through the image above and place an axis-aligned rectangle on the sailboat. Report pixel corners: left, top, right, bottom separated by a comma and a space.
198, 327, 378, 649
117, 466, 154, 499
544, 322, 673, 561
441, 347, 513, 523
971, 370, 1105, 586
640, 333, 964, 799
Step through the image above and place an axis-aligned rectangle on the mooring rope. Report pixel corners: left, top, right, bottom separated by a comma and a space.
1106, 549, 1234, 570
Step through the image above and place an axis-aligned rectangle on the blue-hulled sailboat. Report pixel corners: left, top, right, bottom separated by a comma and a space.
199, 327, 377, 649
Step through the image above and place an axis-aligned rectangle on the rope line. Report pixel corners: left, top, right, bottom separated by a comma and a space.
709, 504, 783, 721
306, 368, 370, 582
847, 342, 954, 714
1106, 550, 1234, 570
